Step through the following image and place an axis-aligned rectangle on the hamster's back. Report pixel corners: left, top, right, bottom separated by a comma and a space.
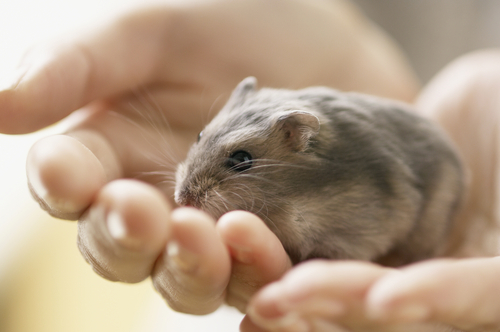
293, 88, 464, 265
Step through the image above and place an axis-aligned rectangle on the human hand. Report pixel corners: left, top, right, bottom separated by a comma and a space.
243, 50, 500, 332
0, 0, 418, 316
78, 194, 292, 314
244, 258, 500, 332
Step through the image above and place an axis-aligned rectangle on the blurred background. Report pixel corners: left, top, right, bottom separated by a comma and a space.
0, 0, 499, 331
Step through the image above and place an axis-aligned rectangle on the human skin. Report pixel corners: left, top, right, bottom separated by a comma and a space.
244, 51, 500, 332
0, 0, 420, 319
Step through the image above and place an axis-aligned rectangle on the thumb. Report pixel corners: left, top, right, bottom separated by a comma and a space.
0, 6, 173, 134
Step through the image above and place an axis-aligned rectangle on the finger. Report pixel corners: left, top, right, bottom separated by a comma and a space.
216, 211, 292, 313
243, 314, 350, 332
27, 130, 121, 220
77, 179, 172, 283
247, 260, 390, 331
240, 316, 268, 332
152, 207, 231, 315
27, 102, 196, 220
0, 6, 174, 134
367, 257, 500, 330
241, 316, 352, 332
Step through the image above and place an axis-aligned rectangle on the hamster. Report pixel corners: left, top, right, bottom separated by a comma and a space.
174, 77, 464, 266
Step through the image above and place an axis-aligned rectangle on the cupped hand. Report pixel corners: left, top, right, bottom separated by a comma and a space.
245, 258, 500, 332
0, 0, 418, 316
77, 192, 291, 314
244, 50, 500, 332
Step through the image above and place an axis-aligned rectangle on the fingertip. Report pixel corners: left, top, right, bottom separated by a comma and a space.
217, 210, 289, 265
151, 207, 232, 315
99, 179, 173, 252
171, 207, 215, 227
217, 211, 263, 254
166, 206, 231, 281
27, 135, 106, 219
365, 270, 431, 323
217, 210, 266, 238
0, 46, 91, 134
170, 207, 221, 253
239, 315, 267, 332
219, 212, 291, 313
77, 179, 173, 283
247, 285, 312, 332
248, 282, 289, 321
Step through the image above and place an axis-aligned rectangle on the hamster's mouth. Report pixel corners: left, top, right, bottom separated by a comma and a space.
174, 194, 225, 221
175, 186, 245, 222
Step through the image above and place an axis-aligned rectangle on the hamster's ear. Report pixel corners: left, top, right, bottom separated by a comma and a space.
224, 76, 257, 110
275, 111, 320, 152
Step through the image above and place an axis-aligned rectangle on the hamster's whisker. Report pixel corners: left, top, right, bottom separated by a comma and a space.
213, 189, 231, 212
204, 92, 226, 126
128, 86, 186, 166
126, 101, 182, 165
220, 161, 316, 183
250, 163, 315, 171
106, 110, 181, 170
254, 196, 271, 221
232, 183, 254, 200
259, 212, 279, 232
224, 174, 283, 188
136, 170, 175, 177
130, 169, 176, 183
251, 158, 314, 166
132, 86, 176, 138
233, 183, 259, 211
229, 190, 248, 210
220, 170, 270, 183
156, 179, 177, 186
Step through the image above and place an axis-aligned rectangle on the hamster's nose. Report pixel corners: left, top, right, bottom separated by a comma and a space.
175, 189, 198, 207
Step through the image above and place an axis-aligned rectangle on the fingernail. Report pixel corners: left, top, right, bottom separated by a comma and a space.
28, 172, 82, 213
230, 244, 254, 264
27, 170, 49, 203
106, 211, 142, 249
107, 211, 127, 238
252, 283, 288, 319
167, 241, 199, 274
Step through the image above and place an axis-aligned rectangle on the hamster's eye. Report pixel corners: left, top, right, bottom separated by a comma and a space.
227, 150, 253, 172
197, 131, 203, 142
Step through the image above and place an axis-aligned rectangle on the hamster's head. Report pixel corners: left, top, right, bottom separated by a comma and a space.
174, 77, 323, 229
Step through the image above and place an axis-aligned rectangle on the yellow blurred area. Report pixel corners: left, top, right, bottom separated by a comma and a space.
2, 215, 156, 332
0, 212, 242, 332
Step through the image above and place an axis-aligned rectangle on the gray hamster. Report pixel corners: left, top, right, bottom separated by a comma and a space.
174, 77, 464, 266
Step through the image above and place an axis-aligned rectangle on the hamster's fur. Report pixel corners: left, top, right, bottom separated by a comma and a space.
175, 77, 463, 266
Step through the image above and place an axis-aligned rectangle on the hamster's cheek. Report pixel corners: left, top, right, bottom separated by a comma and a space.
174, 163, 187, 195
